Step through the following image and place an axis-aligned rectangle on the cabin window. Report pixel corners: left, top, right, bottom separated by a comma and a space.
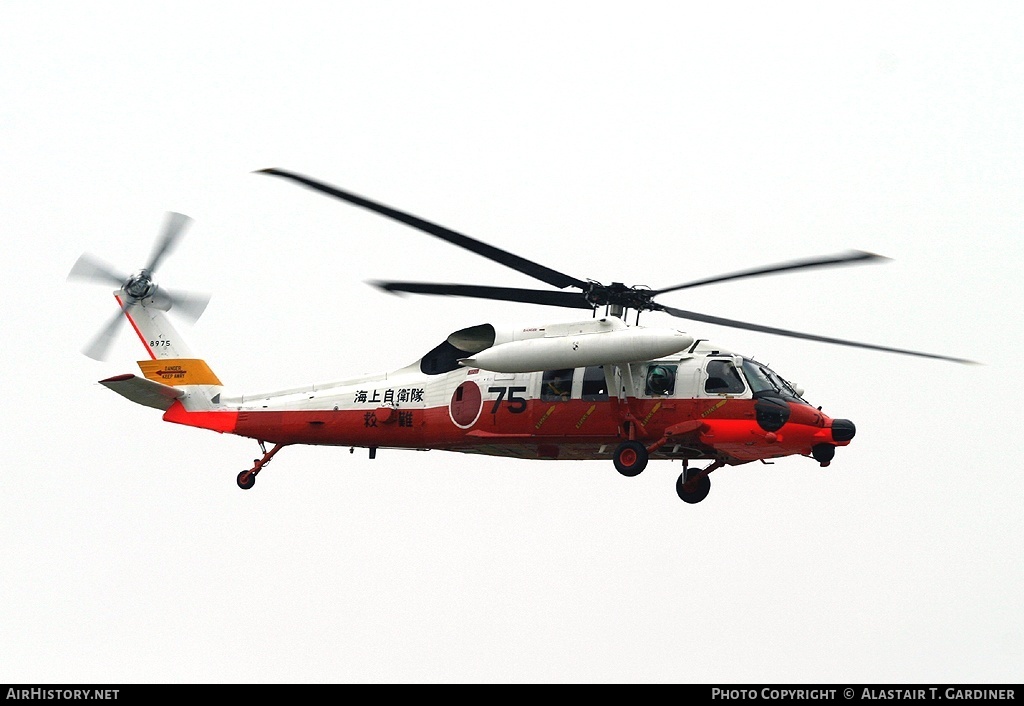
541, 369, 574, 401
705, 359, 746, 394
645, 364, 677, 396
581, 366, 609, 401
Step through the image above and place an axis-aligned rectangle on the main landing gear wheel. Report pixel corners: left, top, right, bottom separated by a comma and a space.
676, 468, 711, 504
237, 470, 255, 490
613, 440, 648, 477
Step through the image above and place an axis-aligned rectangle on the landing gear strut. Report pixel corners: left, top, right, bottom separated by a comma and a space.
237, 441, 286, 490
675, 460, 724, 504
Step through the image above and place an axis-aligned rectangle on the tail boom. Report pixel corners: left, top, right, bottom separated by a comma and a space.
163, 400, 238, 433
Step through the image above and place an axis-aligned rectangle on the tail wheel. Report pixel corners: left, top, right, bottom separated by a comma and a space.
613, 440, 648, 477
676, 468, 711, 504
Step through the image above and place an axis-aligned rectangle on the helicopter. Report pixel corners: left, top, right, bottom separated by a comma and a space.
67, 169, 974, 503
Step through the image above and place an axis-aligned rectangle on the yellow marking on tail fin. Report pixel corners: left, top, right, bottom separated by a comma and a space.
138, 358, 222, 386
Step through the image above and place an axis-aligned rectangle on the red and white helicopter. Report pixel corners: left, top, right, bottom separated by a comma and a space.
68, 169, 973, 502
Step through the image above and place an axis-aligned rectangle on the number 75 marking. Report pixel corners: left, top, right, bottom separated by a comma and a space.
488, 386, 528, 414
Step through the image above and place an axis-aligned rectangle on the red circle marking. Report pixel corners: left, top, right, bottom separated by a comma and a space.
449, 381, 483, 428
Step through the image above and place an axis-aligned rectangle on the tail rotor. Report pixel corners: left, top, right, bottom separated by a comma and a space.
68, 212, 210, 360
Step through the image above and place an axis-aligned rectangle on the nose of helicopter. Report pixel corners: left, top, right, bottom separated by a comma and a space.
806, 413, 856, 466
831, 418, 856, 442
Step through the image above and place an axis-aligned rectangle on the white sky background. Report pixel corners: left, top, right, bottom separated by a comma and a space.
1, 1, 1022, 684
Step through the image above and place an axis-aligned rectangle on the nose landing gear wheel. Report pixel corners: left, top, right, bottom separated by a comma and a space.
676, 468, 711, 504
613, 440, 649, 477
237, 470, 255, 490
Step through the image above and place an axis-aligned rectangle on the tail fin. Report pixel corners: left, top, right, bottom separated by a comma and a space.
69, 212, 222, 410
122, 294, 223, 411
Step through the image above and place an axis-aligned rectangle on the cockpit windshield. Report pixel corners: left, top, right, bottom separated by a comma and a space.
741, 358, 808, 403
741, 359, 776, 395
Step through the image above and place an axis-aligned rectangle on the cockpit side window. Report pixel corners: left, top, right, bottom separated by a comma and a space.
646, 364, 677, 396
705, 359, 746, 394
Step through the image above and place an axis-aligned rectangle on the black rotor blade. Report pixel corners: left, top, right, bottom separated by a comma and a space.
653, 250, 889, 295
370, 281, 594, 310
145, 212, 192, 274
258, 168, 588, 291
659, 305, 976, 364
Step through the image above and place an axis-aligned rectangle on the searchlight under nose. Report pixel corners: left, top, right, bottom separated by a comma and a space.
831, 418, 856, 442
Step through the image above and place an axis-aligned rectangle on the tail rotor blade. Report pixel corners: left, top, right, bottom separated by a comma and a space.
67, 253, 129, 287
151, 287, 211, 323
145, 212, 193, 274
82, 300, 134, 361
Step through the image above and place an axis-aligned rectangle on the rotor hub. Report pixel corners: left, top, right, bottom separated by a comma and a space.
583, 281, 657, 311
124, 271, 156, 299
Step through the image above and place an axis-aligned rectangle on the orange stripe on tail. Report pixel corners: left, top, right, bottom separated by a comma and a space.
138, 358, 222, 386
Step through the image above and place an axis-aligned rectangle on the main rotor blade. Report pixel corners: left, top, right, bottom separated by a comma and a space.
67, 253, 129, 287
82, 299, 134, 361
659, 305, 976, 364
145, 212, 193, 274
258, 168, 588, 291
370, 281, 594, 309
653, 250, 889, 295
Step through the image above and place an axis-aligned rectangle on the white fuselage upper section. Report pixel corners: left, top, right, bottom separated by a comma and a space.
459, 317, 694, 373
